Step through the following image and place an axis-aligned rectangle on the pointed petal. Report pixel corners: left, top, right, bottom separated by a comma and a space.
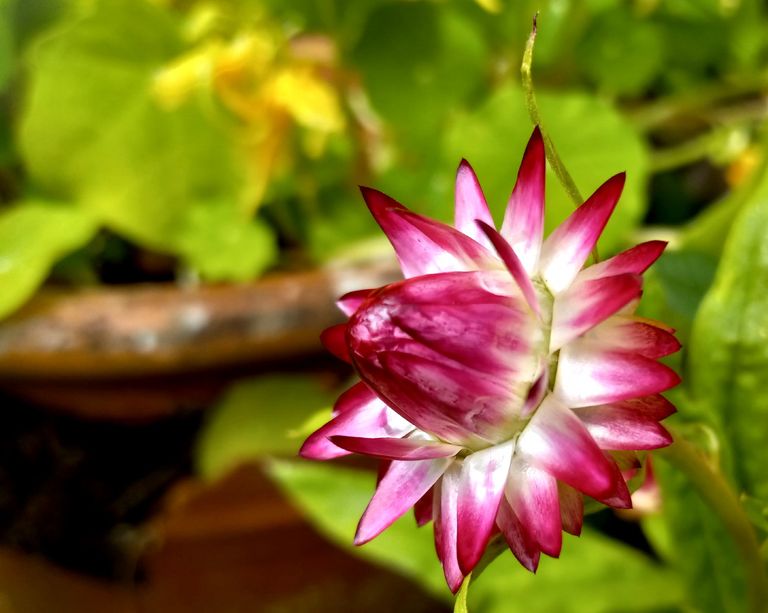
539, 173, 626, 294
476, 220, 540, 316
320, 323, 350, 363
501, 126, 545, 274
496, 499, 540, 572
398, 209, 495, 271
360, 186, 493, 277
355, 457, 453, 545
575, 397, 675, 450
332, 381, 375, 415
434, 464, 465, 593
555, 342, 681, 408
414, 488, 434, 527
585, 316, 681, 359
592, 458, 633, 509
456, 442, 514, 574
330, 435, 462, 461
505, 460, 562, 557
300, 384, 412, 460
517, 395, 619, 500
550, 274, 643, 351
578, 241, 667, 282
558, 483, 583, 536
337, 289, 374, 317
454, 159, 495, 246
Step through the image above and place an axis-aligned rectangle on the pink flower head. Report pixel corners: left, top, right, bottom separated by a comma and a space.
300, 127, 680, 592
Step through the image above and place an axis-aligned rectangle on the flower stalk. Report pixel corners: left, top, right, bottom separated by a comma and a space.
521, 14, 583, 209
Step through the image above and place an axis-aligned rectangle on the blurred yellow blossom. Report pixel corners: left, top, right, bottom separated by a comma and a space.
151, 5, 346, 211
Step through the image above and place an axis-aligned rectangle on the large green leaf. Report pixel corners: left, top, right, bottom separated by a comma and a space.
443, 85, 649, 254
0, 202, 97, 319
680, 172, 768, 612
196, 375, 335, 479
688, 185, 768, 502
174, 201, 276, 281
269, 460, 685, 612
19, 0, 244, 254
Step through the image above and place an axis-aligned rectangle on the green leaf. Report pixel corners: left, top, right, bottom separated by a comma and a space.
688, 187, 768, 502
268, 460, 686, 612
443, 85, 649, 254
174, 201, 276, 281
352, 2, 487, 145
577, 7, 665, 96
0, 202, 97, 319
196, 375, 335, 479
19, 0, 243, 253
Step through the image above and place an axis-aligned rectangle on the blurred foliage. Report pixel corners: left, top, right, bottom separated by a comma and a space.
268, 460, 686, 613
197, 374, 333, 478
0, 0, 766, 305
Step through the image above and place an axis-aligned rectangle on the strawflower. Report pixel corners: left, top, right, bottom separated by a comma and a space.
300, 127, 680, 591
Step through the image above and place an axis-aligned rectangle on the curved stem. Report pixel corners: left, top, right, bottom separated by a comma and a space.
658, 434, 768, 613
520, 14, 598, 262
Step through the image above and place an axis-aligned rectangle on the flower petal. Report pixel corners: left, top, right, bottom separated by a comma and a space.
505, 460, 562, 557
414, 488, 434, 527
476, 220, 541, 316
501, 126, 545, 274
388, 302, 535, 376
539, 173, 626, 294
584, 316, 681, 359
320, 323, 350, 363
496, 499, 540, 572
454, 159, 495, 247
300, 383, 412, 460
575, 396, 675, 450
550, 274, 643, 351
456, 442, 514, 574
375, 350, 526, 446
577, 241, 667, 282
434, 464, 465, 593
347, 272, 543, 443
517, 395, 620, 500
337, 289, 374, 317
355, 457, 453, 545
555, 342, 681, 408
558, 482, 583, 536
329, 435, 462, 461
360, 187, 493, 277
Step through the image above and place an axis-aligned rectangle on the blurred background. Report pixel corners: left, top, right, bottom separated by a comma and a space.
0, 0, 766, 611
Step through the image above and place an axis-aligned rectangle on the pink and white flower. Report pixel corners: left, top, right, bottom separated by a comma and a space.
300, 127, 680, 592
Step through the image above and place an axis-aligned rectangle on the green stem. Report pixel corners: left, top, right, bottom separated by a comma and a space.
452, 537, 507, 613
453, 573, 471, 613
520, 14, 597, 262
658, 434, 768, 613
